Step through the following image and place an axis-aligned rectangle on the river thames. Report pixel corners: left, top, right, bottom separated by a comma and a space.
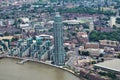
0, 58, 81, 80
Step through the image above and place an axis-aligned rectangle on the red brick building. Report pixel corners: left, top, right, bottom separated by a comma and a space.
84, 42, 99, 49
77, 32, 88, 44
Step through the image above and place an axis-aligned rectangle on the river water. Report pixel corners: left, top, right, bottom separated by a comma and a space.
0, 58, 80, 80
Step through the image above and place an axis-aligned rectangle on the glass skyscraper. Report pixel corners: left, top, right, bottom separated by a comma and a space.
53, 12, 65, 66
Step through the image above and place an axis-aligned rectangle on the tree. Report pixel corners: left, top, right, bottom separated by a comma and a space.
91, 61, 97, 64
15, 31, 21, 34
99, 53, 104, 57
64, 47, 69, 52
98, 71, 107, 76
113, 25, 117, 29
89, 30, 120, 42
78, 50, 81, 55
81, 51, 89, 56
11, 38, 18, 42
71, 32, 76, 36
101, 58, 104, 62
107, 71, 116, 79
32, 36, 36, 40
4, 32, 9, 36
117, 54, 120, 58
116, 18, 120, 24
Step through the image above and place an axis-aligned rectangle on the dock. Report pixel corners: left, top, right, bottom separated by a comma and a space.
17, 59, 29, 64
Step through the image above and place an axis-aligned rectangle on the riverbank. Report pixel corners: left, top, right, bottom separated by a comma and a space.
1, 56, 85, 80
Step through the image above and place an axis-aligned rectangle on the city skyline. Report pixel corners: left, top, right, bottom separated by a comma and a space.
0, 0, 120, 80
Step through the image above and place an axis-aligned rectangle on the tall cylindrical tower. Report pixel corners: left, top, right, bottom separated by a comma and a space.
53, 12, 65, 66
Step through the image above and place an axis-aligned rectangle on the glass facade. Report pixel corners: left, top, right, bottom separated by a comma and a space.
53, 12, 65, 66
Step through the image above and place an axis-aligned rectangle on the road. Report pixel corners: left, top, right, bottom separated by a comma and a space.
65, 47, 80, 70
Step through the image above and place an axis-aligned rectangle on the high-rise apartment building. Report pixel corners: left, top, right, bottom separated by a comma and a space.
53, 12, 65, 66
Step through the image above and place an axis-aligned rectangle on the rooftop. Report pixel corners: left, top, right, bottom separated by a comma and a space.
0, 36, 13, 40
94, 59, 120, 73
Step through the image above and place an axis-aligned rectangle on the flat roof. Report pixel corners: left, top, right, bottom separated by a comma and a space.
63, 20, 87, 24
94, 59, 120, 72
0, 36, 13, 40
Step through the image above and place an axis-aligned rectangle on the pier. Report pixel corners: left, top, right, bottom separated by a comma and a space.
16, 59, 29, 64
